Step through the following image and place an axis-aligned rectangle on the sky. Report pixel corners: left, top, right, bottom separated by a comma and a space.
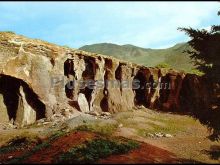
0, 2, 219, 49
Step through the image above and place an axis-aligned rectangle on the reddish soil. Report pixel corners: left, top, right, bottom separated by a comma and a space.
0, 150, 26, 163
99, 143, 185, 164
23, 131, 97, 164
1, 131, 191, 164
0, 143, 36, 163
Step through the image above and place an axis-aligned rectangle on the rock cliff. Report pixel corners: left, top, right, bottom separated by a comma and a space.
0, 32, 209, 127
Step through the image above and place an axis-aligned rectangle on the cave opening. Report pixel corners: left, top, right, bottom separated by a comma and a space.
133, 70, 147, 106
65, 81, 74, 99
115, 64, 123, 94
0, 75, 45, 123
82, 57, 96, 80
101, 68, 110, 112
100, 89, 109, 112
64, 58, 77, 101
115, 64, 122, 81
64, 58, 75, 78
159, 74, 171, 105
81, 57, 96, 108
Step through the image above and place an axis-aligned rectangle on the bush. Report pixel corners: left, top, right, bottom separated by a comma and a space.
55, 138, 139, 164
75, 123, 118, 136
188, 69, 204, 76
155, 62, 171, 68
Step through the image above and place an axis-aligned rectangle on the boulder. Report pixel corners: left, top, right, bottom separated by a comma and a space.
78, 93, 90, 113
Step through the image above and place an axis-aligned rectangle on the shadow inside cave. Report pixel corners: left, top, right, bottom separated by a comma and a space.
0, 74, 45, 122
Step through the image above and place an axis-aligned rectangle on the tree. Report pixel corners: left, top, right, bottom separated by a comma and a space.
178, 10, 220, 141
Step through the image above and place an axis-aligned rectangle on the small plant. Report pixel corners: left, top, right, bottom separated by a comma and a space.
55, 138, 139, 164
156, 62, 171, 68
6, 130, 67, 164
75, 123, 118, 136
63, 45, 71, 48
2, 31, 15, 34
188, 69, 204, 76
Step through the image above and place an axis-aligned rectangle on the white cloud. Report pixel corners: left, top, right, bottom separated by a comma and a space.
0, 2, 219, 48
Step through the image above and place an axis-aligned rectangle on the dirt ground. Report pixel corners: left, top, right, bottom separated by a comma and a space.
0, 108, 220, 164
112, 109, 220, 163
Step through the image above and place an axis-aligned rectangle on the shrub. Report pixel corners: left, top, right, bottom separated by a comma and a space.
155, 62, 171, 68
55, 138, 139, 164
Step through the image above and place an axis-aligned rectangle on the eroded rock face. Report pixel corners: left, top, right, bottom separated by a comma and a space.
0, 94, 9, 123
0, 32, 209, 127
0, 74, 46, 127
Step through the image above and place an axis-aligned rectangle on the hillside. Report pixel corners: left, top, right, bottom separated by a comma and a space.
79, 43, 195, 72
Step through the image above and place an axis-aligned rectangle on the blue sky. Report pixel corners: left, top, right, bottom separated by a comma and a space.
0, 2, 219, 49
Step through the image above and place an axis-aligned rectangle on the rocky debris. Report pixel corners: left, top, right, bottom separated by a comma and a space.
118, 123, 123, 128
136, 105, 146, 109
164, 133, 173, 138
100, 112, 111, 116
147, 133, 155, 138
147, 132, 173, 138
49, 113, 68, 122
0, 123, 17, 130
43, 122, 51, 125
100, 112, 112, 119
8, 156, 13, 159
61, 108, 73, 118
85, 111, 112, 119
36, 118, 46, 123
85, 111, 100, 116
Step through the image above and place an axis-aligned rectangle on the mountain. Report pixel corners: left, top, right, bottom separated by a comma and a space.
79, 43, 195, 72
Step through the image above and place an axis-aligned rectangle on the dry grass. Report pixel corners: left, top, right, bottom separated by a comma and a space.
113, 109, 197, 137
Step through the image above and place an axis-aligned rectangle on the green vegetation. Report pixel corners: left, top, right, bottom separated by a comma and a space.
114, 110, 196, 137
79, 42, 195, 72
156, 62, 171, 68
7, 130, 67, 164
55, 137, 139, 164
179, 10, 220, 141
1, 31, 15, 34
63, 45, 71, 48
75, 122, 118, 136
188, 69, 204, 76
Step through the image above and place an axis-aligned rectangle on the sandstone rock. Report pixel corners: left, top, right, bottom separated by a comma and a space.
43, 122, 51, 125
118, 123, 123, 128
78, 93, 90, 113
8, 156, 13, 159
147, 133, 154, 138
15, 86, 36, 127
137, 105, 145, 109
0, 32, 210, 127
100, 112, 111, 116
86, 111, 100, 116
164, 134, 173, 138
154, 132, 164, 138
0, 94, 9, 123
37, 118, 46, 123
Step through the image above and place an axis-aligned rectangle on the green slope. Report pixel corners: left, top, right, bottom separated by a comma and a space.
79, 43, 195, 72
